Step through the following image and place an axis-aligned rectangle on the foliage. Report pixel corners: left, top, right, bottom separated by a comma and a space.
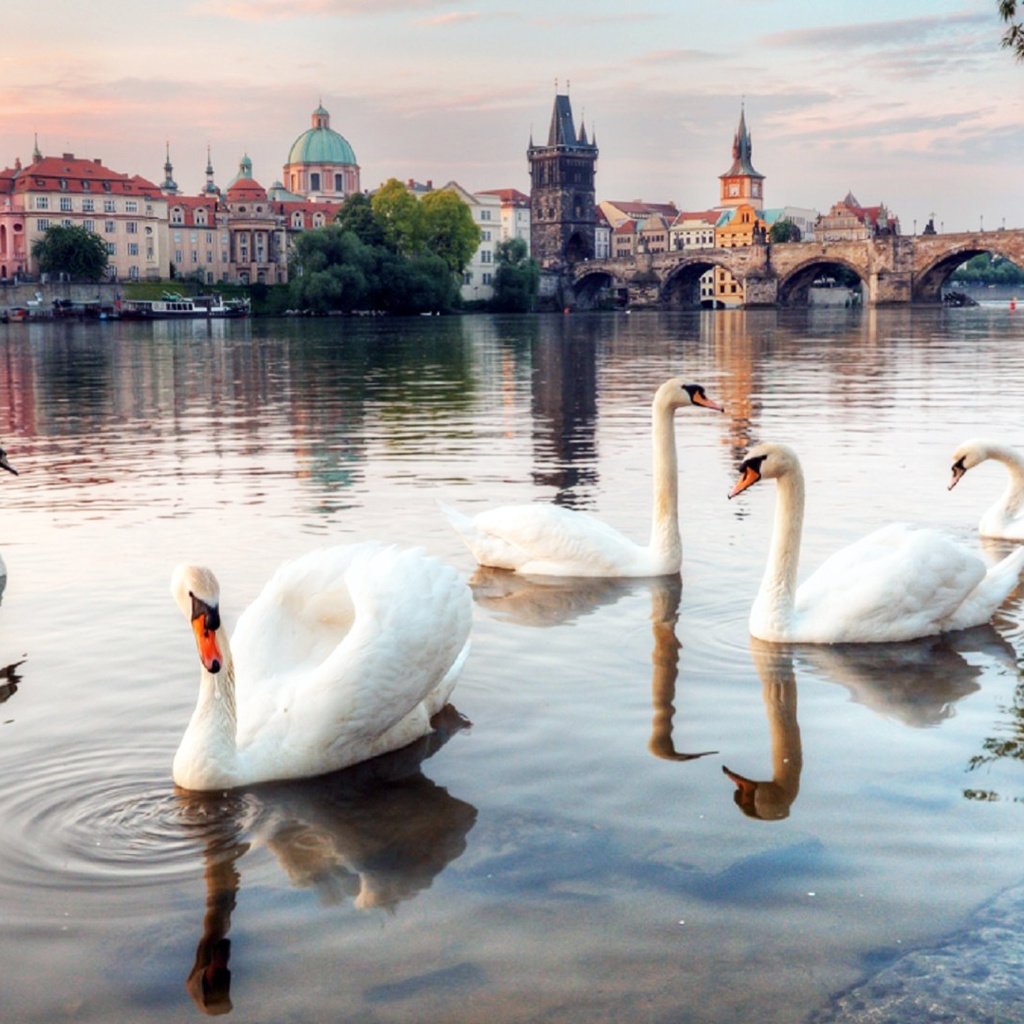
370, 178, 425, 256
490, 238, 540, 312
31, 225, 108, 281
1000, 0, 1024, 59
419, 189, 481, 275
950, 253, 1024, 285
769, 219, 801, 243
964, 669, 1024, 803
335, 192, 390, 249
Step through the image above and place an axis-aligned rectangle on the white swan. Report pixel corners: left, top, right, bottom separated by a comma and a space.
170, 544, 472, 791
728, 442, 1024, 643
948, 438, 1024, 540
0, 446, 18, 579
441, 379, 723, 577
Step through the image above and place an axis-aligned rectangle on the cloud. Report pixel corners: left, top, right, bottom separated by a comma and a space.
633, 48, 724, 67
760, 11, 990, 51
415, 10, 480, 26
192, 0, 462, 20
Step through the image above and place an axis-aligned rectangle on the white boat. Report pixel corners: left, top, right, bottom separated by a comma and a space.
120, 292, 249, 320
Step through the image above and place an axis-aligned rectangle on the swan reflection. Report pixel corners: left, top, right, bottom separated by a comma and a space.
469, 568, 714, 761
722, 641, 802, 821
0, 658, 26, 705
177, 706, 476, 1015
795, 625, 1014, 728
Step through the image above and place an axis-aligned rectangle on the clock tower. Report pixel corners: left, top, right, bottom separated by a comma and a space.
718, 104, 764, 210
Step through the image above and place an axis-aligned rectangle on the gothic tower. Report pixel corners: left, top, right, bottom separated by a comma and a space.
718, 104, 764, 209
528, 92, 598, 268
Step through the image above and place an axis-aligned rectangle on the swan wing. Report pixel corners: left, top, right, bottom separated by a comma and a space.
441, 501, 643, 576
794, 523, 987, 642
231, 545, 472, 771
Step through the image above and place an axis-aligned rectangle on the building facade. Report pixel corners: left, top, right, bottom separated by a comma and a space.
283, 104, 360, 201
527, 93, 598, 268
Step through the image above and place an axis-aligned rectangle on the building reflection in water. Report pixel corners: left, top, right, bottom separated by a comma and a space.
530, 317, 599, 509
176, 706, 476, 1016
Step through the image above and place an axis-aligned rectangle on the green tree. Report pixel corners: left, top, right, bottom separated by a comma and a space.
420, 189, 482, 276
1000, 0, 1024, 59
370, 178, 425, 255
31, 224, 108, 280
335, 192, 389, 249
491, 237, 540, 312
289, 226, 372, 312
769, 219, 801, 243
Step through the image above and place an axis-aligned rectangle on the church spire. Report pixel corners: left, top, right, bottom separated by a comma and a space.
204, 144, 218, 194
162, 141, 179, 194
32, 132, 41, 163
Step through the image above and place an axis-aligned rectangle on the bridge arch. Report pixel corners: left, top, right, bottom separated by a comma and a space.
913, 242, 1022, 303
660, 257, 739, 308
777, 256, 866, 307
572, 269, 626, 309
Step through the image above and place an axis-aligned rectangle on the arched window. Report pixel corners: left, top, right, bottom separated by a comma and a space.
310, 173, 321, 192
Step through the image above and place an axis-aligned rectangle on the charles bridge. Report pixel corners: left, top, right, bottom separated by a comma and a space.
567, 230, 1024, 308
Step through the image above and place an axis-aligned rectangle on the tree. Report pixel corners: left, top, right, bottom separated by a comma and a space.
491, 237, 540, 312
420, 189, 482, 276
1000, 0, 1024, 59
370, 178, 425, 255
289, 226, 373, 312
31, 224, 108, 280
335, 192, 389, 249
769, 219, 801, 243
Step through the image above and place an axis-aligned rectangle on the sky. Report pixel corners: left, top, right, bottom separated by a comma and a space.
2, 0, 1021, 232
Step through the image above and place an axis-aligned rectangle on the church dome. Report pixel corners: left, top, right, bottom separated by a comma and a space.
287, 105, 357, 167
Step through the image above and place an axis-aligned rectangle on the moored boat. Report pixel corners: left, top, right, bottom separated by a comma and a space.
120, 292, 250, 320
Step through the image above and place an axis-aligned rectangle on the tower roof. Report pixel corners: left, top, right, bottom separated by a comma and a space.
286, 103, 357, 167
544, 94, 596, 150
720, 105, 763, 180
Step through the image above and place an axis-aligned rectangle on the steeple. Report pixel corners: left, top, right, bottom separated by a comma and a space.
32, 133, 41, 163
162, 141, 179, 194
718, 102, 765, 209
204, 144, 218, 194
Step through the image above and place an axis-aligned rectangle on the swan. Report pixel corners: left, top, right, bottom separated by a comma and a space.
441, 379, 723, 577
170, 543, 473, 791
727, 442, 1024, 643
948, 438, 1024, 540
0, 446, 18, 579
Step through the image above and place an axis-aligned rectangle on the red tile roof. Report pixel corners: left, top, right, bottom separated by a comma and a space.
477, 188, 530, 206
3, 155, 163, 197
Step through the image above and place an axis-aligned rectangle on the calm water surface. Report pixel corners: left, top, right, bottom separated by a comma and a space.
0, 307, 1022, 1022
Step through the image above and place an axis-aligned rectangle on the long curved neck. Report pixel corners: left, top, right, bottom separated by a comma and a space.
175, 631, 239, 789
648, 401, 681, 565
753, 465, 804, 637
988, 444, 1024, 522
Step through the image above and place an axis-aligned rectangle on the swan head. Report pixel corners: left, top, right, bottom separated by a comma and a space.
728, 442, 799, 499
948, 438, 993, 491
171, 565, 224, 675
0, 448, 17, 476
655, 378, 724, 414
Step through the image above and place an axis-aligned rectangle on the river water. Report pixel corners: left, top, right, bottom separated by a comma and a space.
0, 305, 1022, 1022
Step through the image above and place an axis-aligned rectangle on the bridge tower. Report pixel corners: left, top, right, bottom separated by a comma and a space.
719, 104, 764, 210
527, 92, 599, 269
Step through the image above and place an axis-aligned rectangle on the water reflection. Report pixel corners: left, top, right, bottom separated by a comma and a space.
469, 568, 714, 761
796, 627, 1013, 728
722, 641, 803, 821
177, 706, 476, 1015
0, 657, 25, 705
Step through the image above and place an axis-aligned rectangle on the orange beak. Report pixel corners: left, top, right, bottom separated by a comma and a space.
191, 614, 223, 674
948, 462, 966, 491
693, 392, 724, 413
728, 464, 761, 499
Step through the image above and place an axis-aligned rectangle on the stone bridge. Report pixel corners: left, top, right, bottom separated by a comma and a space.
569, 230, 1024, 307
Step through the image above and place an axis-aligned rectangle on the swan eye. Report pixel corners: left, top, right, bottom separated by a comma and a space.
740, 454, 767, 474
189, 593, 221, 632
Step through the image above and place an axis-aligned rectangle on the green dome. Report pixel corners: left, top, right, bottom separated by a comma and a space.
287, 105, 357, 166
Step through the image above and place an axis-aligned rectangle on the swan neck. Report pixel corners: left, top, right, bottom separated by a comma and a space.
649, 401, 680, 565
755, 465, 804, 635
991, 445, 1024, 519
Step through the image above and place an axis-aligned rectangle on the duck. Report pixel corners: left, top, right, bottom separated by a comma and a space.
441, 379, 723, 577
0, 446, 18, 579
728, 442, 1024, 643
948, 438, 1024, 540
170, 543, 473, 791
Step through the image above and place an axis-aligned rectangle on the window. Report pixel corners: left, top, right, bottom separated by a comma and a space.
127, 242, 139, 256
105, 221, 115, 234
59, 179, 68, 191
82, 180, 90, 192
128, 265, 139, 279
106, 242, 116, 254
83, 220, 95, 232
82, 198, 94, 213
480, 210, 492, 221
171, 208, 183, 225
482, 230, 491, 241
104, 199, 116, 213
334, 173, 343, 191
175, 249, 183, 263
191, 251, 198, 264
173, 232, 181, 243
463, 271, 472, 284
59, 197, 72, 212
125, 201, 138, 213
206, 251, 213, 263
480, 250, 492, 263
310, 173, 321, 191
35, 197, 49, 210
37, 218, 49, 231
482, 272, 492, 285
61, 219, 72, 228
126, 221, 138, 234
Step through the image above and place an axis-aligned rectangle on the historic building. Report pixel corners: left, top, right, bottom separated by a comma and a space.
0, 144, 168, 281
816, 192, 900, 241
719, 105, 764, 209
476, 187, 531, 246
527, 93, 598, 269
283, 103, 360, 201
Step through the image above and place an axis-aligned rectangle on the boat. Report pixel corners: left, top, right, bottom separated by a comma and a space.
120, 292, 250, 320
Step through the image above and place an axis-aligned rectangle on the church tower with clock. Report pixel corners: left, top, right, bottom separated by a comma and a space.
718, 105, 764, 210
